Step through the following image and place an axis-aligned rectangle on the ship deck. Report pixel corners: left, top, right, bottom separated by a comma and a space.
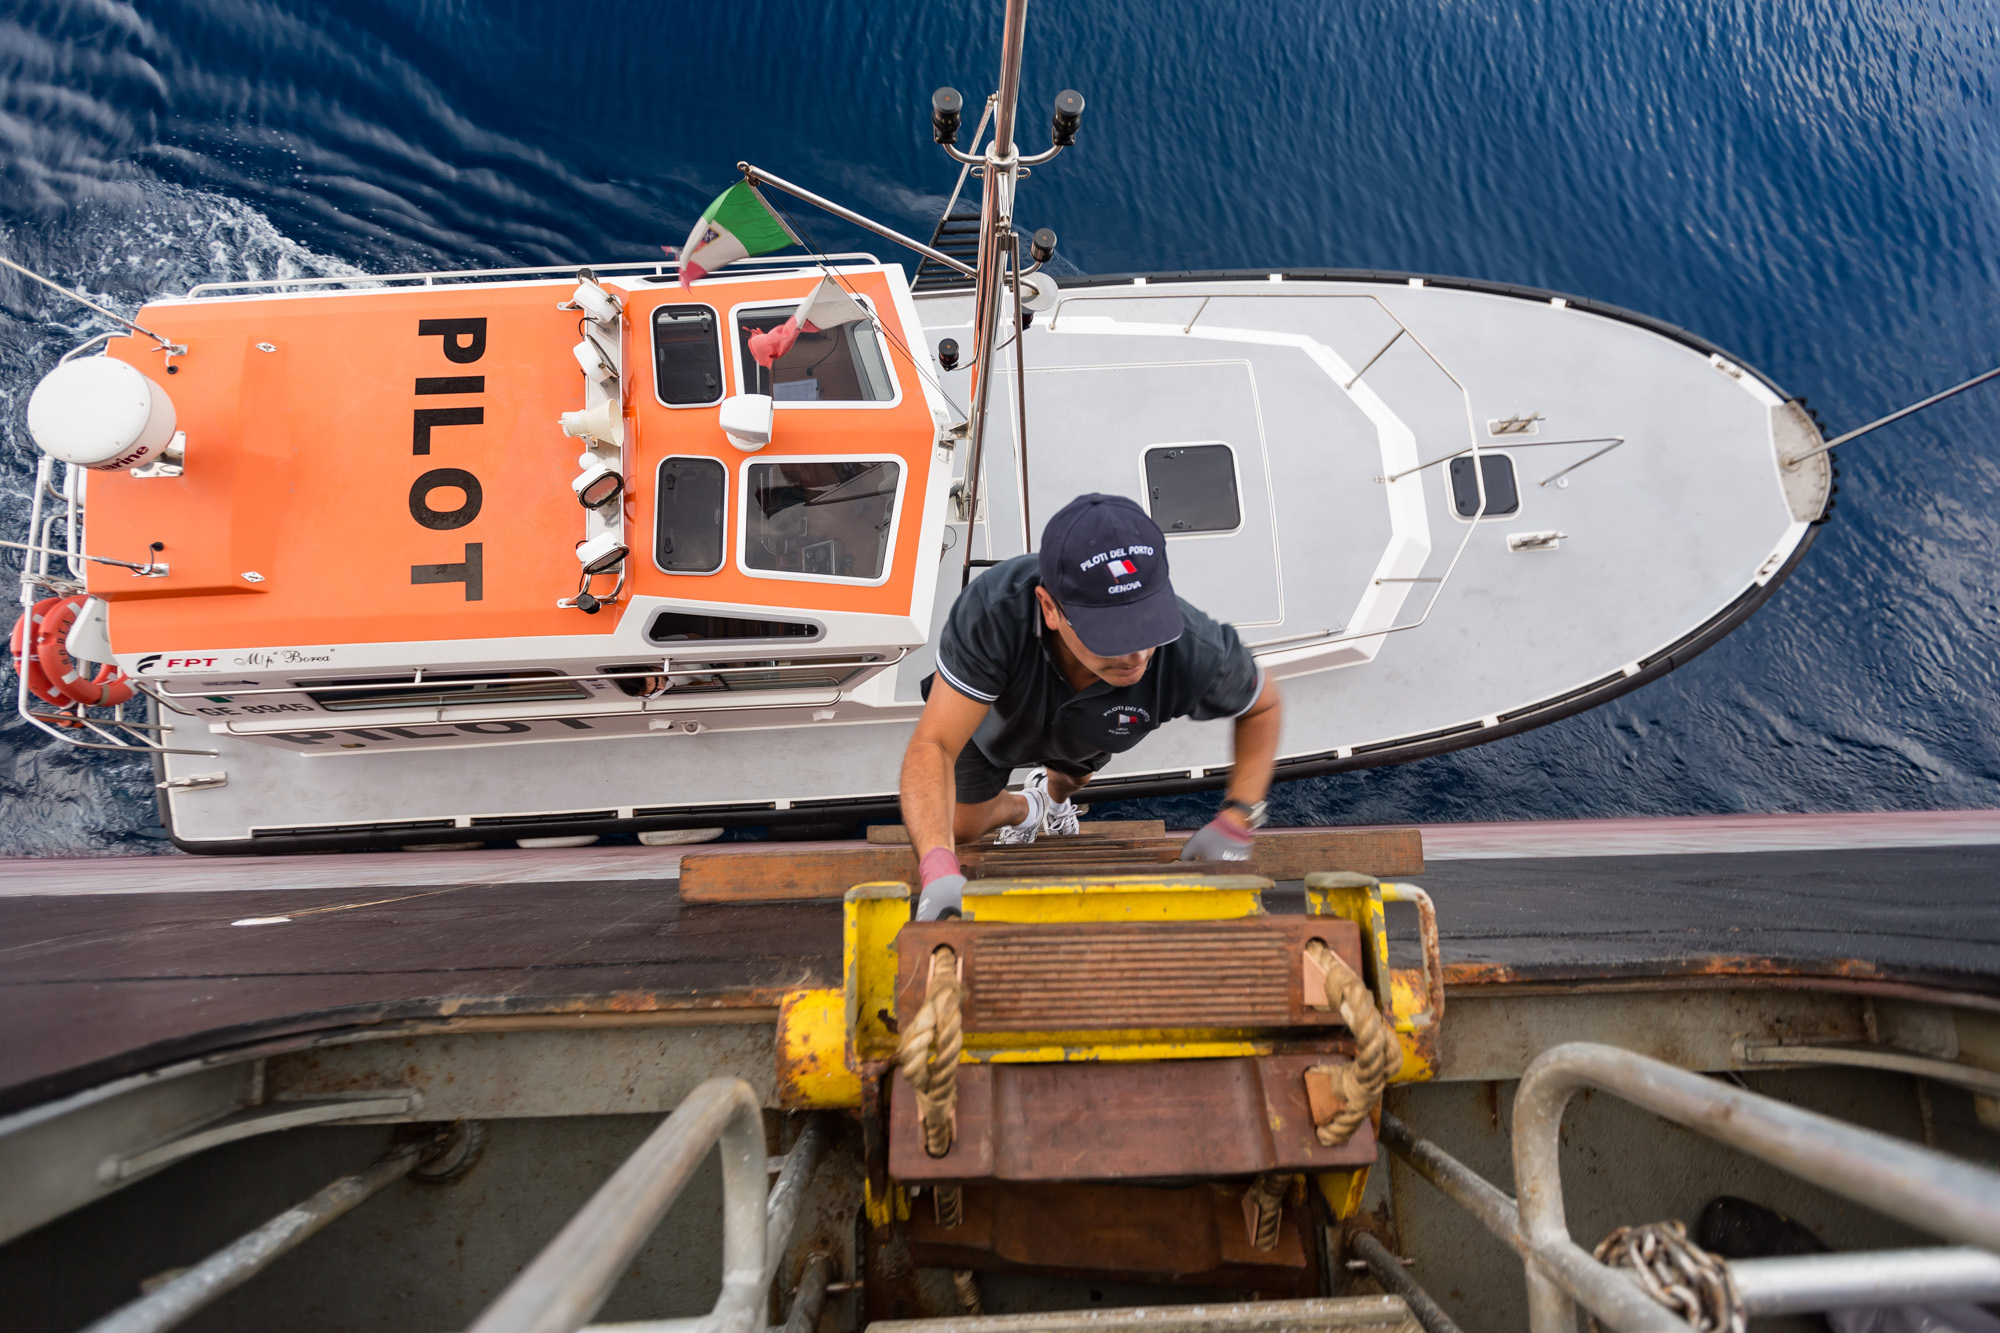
3, 809, 1998, 1118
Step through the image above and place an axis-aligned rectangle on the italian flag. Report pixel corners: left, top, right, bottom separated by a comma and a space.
678, 181, 799, 288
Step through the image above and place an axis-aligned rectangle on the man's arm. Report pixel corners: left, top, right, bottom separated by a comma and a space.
1220, 675, 1282, 832
900, 677, 991, 864
1181, 674, 1282, 861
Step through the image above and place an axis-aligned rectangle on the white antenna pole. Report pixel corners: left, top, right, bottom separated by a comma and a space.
960, 0, 1030, 585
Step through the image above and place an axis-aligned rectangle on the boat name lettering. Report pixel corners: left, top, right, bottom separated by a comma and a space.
410, 318, 488, 601
232, 649, 335, 668
268, 717, 596, 747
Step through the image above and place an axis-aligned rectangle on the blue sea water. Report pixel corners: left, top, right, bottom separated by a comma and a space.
1, 0, 1997, 854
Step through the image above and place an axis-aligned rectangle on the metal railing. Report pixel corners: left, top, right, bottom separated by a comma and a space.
1383, 1042, 2000, 1333
79, 1124, 474, 1333
1036, 289, 1502, 664
182, 254, 884, 299
161, 651, 913, 737
10, 456, 216, 757
149, 654, 904, 702
469, 1081, 824, 1333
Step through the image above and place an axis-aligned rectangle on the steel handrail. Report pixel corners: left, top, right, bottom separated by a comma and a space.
1382, 1110, 2000, 1328
1730, 1247, 2000, 1314
1512, 1042, 2000, 1333
183, 253, 884, 299
468, 1078, 769, 1333
151, 651, 904, 700
10, 458, 210, 755
1377, 1112, 1685, 1333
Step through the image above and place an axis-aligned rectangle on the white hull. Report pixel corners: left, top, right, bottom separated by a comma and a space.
147, 270, 1826, 851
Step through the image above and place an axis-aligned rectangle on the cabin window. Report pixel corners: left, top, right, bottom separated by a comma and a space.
645, 611, 821, 645
655, 456, 726, 574
1144, 444, 1241, 534
735, 303, 895, 403
741, 458, 902, 583
653, 305, 723, 406
1449, 453, 1521, 518
304, 671, 588, 711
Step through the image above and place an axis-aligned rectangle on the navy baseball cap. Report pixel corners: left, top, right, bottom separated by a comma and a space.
1038, 494, 1183, 656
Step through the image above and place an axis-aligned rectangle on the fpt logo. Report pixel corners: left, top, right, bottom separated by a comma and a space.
136, 655, 219, 673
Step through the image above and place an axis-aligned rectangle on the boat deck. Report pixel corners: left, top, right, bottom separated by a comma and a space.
3, 809, 1998, 1118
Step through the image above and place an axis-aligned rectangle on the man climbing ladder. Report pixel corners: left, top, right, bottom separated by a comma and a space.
899, 493, 1284, 920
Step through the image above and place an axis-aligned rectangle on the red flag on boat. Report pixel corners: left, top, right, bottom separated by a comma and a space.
748, 277, 871, 367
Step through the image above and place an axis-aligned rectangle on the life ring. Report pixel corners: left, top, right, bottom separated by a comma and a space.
33, 595, 133, 708
10, 597, 73, 707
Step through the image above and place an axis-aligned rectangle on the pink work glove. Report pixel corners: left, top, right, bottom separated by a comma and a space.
1180, 816, 1254, 862
916, 847, 967, 920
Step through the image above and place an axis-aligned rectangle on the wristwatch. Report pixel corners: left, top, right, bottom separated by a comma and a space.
1221, 798, 1268, 829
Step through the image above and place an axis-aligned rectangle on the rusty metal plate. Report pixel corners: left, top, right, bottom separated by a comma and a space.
895, 917, 1365, 1034
889, 1053, 1377, 1183
907, 1181, 1315, 1291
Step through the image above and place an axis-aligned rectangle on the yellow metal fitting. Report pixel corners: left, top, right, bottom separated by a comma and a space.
964, 873, 1269, 924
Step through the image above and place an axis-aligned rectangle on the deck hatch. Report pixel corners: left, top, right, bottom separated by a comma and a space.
1144, 443, 1242, 534
301, 671, 589, 711
654, 456, 727, 574
1449, 453, 1521, 518
652, 304, 723, 406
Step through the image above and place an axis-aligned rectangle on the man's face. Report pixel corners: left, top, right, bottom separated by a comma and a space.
1036, 587, 1155, 687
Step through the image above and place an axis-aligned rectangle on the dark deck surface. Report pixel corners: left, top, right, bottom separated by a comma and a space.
0, 882, 840, 1116
2, 844, 1996, 1117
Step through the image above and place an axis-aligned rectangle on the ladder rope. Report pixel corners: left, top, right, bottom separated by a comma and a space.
1308, 938, 1395, 1145
1245, 1173, 1292, 1251
897, 945, 963, 1158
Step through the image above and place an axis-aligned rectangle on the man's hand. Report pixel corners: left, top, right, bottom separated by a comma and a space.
1181, 675, 1282, 862
1181, 816, 1255, 861
915, 847, 968, 920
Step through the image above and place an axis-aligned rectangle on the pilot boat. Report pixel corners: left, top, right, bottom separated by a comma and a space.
6, 13, 1830, 855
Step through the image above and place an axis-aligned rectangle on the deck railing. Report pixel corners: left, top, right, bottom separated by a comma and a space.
182, 254, 884, 299
1382, 1041, 2000, 1332
469, 1081, 825, 1333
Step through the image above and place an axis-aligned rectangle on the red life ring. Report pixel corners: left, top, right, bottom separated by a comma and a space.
10, 597, 72, 707
34, 595, 133, 708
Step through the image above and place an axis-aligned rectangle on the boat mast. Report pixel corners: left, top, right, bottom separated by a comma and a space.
959, 0, 1028, 586
941, 0, 1082, 585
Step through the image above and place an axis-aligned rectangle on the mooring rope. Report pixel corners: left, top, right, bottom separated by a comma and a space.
1307, 938, 1396, 1146
896, 945, 963, 1158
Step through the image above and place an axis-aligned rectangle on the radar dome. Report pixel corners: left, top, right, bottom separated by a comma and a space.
26, 357, 177, 471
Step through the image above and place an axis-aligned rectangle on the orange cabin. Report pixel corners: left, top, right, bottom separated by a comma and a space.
87, 265, 950, 659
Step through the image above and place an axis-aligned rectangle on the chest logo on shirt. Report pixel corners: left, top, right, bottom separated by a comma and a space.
1101, 704, 1154, 735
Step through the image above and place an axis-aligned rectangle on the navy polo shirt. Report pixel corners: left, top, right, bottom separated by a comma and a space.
934, 555, 1264, 773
